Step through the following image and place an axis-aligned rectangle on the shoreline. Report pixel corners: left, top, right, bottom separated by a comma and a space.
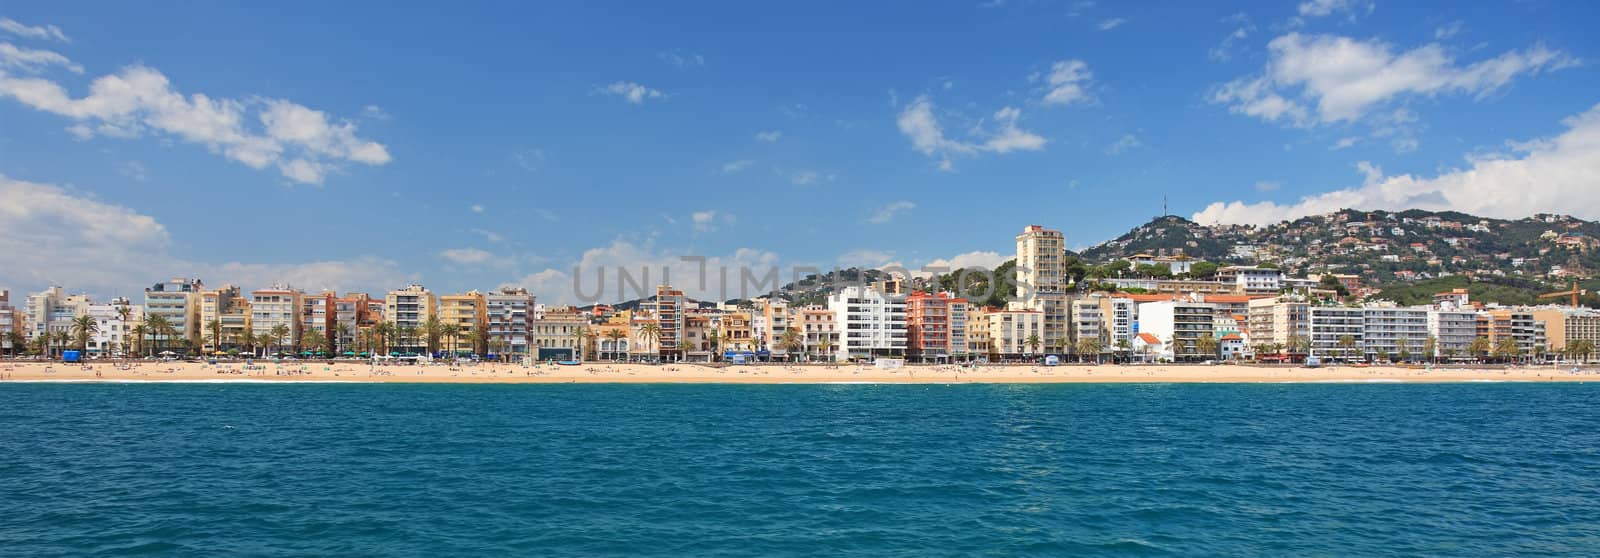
1, 361, 1594, 385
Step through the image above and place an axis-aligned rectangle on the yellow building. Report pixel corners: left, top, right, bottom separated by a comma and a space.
200, 284, 245, 353
384, 284, 437, 354
439, 290, 487, 355
719, 311, 755, 351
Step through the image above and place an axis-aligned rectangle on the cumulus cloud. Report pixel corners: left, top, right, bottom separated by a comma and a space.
837, 249, 896, 268
0, 174, 411, 296
866, 201, 915, 224
1296, 0, 1369, 19
658, 49, 705, 68
1212, 33, 1579, 127
0, 42, 82, 73
599, 81, 665, 104
1104, 133, 1141, 155
0, 18, 69, 42
719, 159, 754, 174
896, 96, 1045, 170
691, 210, 734, 232
1191, 103, 1600, 225
1097, 18, 1126, 31
1040, 59, 1094, 106
790, 170, 834, 185
754, 130, 782, 142
440, 248, 494, 265
0, 65, 391, 184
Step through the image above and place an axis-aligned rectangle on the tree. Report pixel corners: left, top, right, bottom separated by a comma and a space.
374, 322, 395, 354
817, 336, 834, 363
129, 324, 147, 358
638, 322, 662, 359
577, 327, 596, 361
706, 331, 721, 361
604, 330, 627, 361
1494, 336, 1521, 363
206, 318, 223, 354
423, 315, 443, 354
1469, 336, 1492, 361
269, 324, 290, 356
1171, 338, 1191, 361
1188, 261, 1220, 279
468, 328, 487, 358
71, 315, 99, 353
144, 314, 170, 356
1024, 334, 1042, 356
440, 323, 460, 358
1423, 336, 1438, 364
334, 323, 352, 356
780, 328, 803, 362
1076, 337, 1104, 363
1287, 335, 1310, 360
1337, 335, 1358, 362
1196, 333, 1219, 360
5, 330, 26, 358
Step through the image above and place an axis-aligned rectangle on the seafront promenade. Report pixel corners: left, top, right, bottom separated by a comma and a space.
1, 361, 1593, 384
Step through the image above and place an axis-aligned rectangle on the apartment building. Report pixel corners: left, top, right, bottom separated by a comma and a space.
439, 290, 487, 355
652, 285, 686, 359
1016, 225, 1068, 353
1308, 306, 1364, 360
906, 291, 967, 362
531, 306, 584, 360
250, 286, 303, 351
0, 290, 18, 352
1428, 309, 1478, 358
332, 293, 379, 354
1137, 300, 1217, 361
1246, 296, 1310, 350
966, 306, 992, 357
1532, 307, 1600, 353
1098, 296, 1136, 352
385, 284, 436, 354
1069, 297, 1105, 351
301, 290, 337, 352
762, 299, 793, 358
798, 305, 838, 361
87, 297, 140, 356
485, 287, 535, 358
718, 311, 755, 352
1361, 306, 1429, 360
828, 285, 907, 361
200, 285, 247, 353
1216, 266, 1284, 294
1482, 309, 1546, 355
145, 278, 204, 348
986, 307, 1043, 357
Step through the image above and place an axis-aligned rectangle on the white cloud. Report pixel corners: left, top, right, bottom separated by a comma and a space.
511, 148, 545, 172
0, 18, 69, 43
918, 251, 1009, 273
1253, 180, 1280, 192
866, 201, 915, 224
0, 65, 391, 184
1435, 21, 1465, 40
896, 96, 1045, 170
470, 228, 505, 244
0, 174, 411, 297
1040, 59, 1094, 106
1213, 33, 1579, 127
599, 81, 665, 104
118, 160, 149, 182
361, 104, 391, 120
0, 42, 82, 73
513, 240, 782, 304
440, 247, 494, 265
754, 130, 782, 142
470, 204, 485, 213
1097, 18, 1126, 31
1209, 19, 1255, 62
1104, 133, 1141, 155
719, 159, 755, 174
790, 170, 833, 185
1296, 0, 1368, 19
658, 50, 705, 68
1331, 136, 1359, 149
691, 210, 735, 232
1192, 103, 1600, 225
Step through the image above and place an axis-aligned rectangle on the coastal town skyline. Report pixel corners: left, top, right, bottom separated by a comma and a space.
3, 2, 1600, 301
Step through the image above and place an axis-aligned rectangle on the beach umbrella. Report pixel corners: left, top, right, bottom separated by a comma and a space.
343, 351, 356, 356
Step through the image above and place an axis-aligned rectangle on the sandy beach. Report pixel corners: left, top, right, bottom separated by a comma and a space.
0, 360, 1595, 384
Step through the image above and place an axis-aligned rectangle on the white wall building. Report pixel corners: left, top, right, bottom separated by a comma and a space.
1428, 310, 1478, 358
828, 285, 906, 361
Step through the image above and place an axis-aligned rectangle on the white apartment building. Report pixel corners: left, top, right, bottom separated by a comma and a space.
1361, 306, 1429, 359
1069, 297, 1104, 349
828, 285, 906, 361
1217, 266, 1283, 294
1428, 310, 1478, 358
1248, 296, 1309, 349
1308, 306, 1364, 361
1137, 300, 1217, 361
144, 278, 204, 347
251, 286, 303, 350
486, 287, 535, 357
87, 298, 140, 356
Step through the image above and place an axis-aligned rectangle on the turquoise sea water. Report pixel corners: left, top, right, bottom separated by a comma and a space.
2, 383, 1598, 556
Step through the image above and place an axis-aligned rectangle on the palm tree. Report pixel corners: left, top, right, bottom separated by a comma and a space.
144, 314, 170, 356
130, 324, 148, 358
638, 322, 662, 360
334, 323, 352, 356
398, 325, 418, 355
1024, 334, 1042, 356
779, 328, 803, 362
577, 327, 596, 361
817, 336, 834, 363
71, 315, 99, 353
5, 330, 26, 357
206, 318, 223, 354
1287, 335, 1310, 362
1077, 337, 1104, 364
1469, 336, 1492, 362
269, 324, 290, 357
1337, 335, 1358, 362
422, 316, 443, 355
53, 331, 72, 359
1115, 338, 1131, 362
1494, 337, 1520, 363
1196, 333, 1219, 361
468, 329, 487, 358
440, 323, 460, 358
604, 330, 627, 361
1171, 338, 1191, 361
706, 331, 722, 361
1423, 336, 1438, 364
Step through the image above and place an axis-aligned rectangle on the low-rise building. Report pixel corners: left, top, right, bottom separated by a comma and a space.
986, 307, 1043, 358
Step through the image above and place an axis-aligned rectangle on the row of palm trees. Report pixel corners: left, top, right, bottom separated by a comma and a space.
581, 324, 834, 362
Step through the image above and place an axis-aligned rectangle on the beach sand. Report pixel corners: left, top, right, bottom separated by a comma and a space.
0, 360, 1595, 384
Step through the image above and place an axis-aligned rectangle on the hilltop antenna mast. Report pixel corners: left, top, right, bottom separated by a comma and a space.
1162, 195, 1168, 217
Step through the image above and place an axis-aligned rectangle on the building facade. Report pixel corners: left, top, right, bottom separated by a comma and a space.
828, 285, 906, 361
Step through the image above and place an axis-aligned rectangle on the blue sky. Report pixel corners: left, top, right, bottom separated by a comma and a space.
2, 1, 1597, 303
